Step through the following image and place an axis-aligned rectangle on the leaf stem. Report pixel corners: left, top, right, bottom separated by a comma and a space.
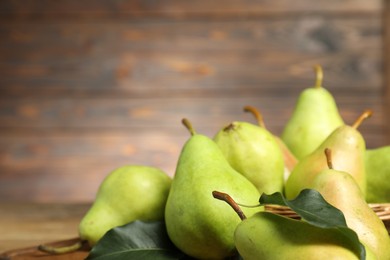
236, 202, 262, 208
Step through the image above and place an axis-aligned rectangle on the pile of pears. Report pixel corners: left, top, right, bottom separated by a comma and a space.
40, 65, 390, 259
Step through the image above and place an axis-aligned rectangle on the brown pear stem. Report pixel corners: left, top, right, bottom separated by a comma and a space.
223, 123, 236, 132
351, 109, 373, 129
243, 105, 266, 128
181, 118, 196, 136
313, 64, 323, 88
324, 148, 333, 170
38, 240, 85, 255
212, 191, 247, 220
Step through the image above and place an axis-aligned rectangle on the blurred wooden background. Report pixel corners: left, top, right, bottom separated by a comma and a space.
0, 0, 389, 202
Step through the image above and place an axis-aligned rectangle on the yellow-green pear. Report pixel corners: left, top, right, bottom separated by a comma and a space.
235, 212, 374, 260
281, 65, 344, 159
78, 165, 171, 246
243, 105, 298, 179
38, 165, 171, 254
365, 146, 390, 203
212, 190, 373, 260
213, 108, 285, 195
285, 110, 371, 199
165, 119, 261, 259
308, 149, 390, 260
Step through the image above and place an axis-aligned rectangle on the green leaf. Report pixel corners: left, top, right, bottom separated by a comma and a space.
259, 189, 366, 260
86, 220, 192, 260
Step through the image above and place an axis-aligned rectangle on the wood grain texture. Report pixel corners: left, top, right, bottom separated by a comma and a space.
0, 18, 382, 96
0, 202, 388, 258
0, 0, 387, 202
384, 0, 390, 144
0, 0, 383, 20
0, 203, 89, 254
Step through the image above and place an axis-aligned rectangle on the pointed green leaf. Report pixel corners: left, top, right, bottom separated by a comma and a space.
86, 221, 191, 260
259, 189, 366, 260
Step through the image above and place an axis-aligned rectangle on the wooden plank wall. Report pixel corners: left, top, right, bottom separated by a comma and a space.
385, 0, 390, 137
0, 0, 388, 202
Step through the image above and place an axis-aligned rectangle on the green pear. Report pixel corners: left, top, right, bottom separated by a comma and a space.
285, 110, 371, 199
243, 105, 298, 180
281, 65, 344, 159
235, 212, 374, 260
78, 165, 171, 246
38, 165, 171, 254
213, 110, 284, 194
365, 146, 390, 203
308, 149, 390, 260
165, 119, 261, 259
212, 190, 374, 260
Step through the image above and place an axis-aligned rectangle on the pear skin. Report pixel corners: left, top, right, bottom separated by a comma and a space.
285, 111, 371, 199
235, 212, 370, 260
281, 65, 344, 159
214, 121, 285, 195
309, 168, 390, 259
79, 165, 171, 246
165, 119, 261, 259
365, 146, 390, 203
243, 105, 298, 180
273, 135, 299, 179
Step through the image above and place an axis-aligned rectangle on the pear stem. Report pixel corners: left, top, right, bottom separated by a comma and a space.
351, 109, 373, 129
212, 191, 247, 221
223, 123, 236, 132
181, 118, 196, 136
313, 64, 323, 88
324, 148, 333, 170
38, 240, 85, 255
243, 105, 266, 128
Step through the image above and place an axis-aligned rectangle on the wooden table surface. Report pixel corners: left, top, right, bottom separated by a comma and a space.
0, 202, 91, 259
1, 202, 389, 259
